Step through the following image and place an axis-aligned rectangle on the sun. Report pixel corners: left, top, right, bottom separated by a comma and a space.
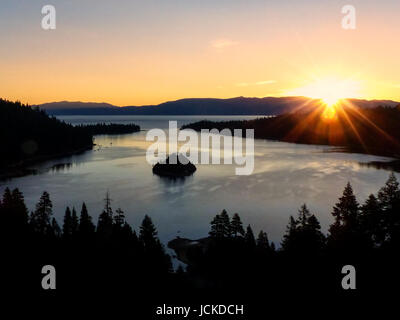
322, 104, 337, 120
287, 77, 361, 106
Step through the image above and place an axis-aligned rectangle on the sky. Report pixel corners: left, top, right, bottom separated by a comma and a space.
0, 0, 399, 106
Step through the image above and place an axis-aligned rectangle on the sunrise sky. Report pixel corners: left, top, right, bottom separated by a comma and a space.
0, 0, 399, 106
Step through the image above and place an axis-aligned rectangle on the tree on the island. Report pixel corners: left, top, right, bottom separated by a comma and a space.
244, 224, 256, 248
30, 191, 53, 236
231, 213, 245, 238
78, 202, 95, 237
377, 173, 400, 245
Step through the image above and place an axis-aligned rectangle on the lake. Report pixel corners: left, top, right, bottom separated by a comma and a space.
1, 115, 397, 246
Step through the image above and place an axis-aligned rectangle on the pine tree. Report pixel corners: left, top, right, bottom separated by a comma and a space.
231, 213, 245, 238
97, 192, 114, 240
209, 214, 223, 238
139, 215, 158, 249
281, 216, 298, 251
139, 215, 171, 272
11, 188, 29, 229
219, 210, 231, 238
71, 207, 79, 236
121, 222, 135, 242
257, 230, 270, 250
114, 208, 125, 228
244, 225, 256, 248
50, 218, 62, 238
30, 191, 53, 236
331, 183, 359, 229
378, 173, 400, 211
62, 207, 73, 239
78, 202, 95, 237
0, 188, 29, 238
209, 210, 231, 238
298, 204, 311, 227
360, 194, 383, 246
304, 214, 325, 253
282, 205, 325, 254
328, 183, 367, 251
378, 173, 400, 245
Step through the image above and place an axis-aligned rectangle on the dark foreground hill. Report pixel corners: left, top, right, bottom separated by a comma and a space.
39, 97, 400, 115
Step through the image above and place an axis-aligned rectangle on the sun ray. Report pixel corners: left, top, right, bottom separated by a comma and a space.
341, 99, 400, 147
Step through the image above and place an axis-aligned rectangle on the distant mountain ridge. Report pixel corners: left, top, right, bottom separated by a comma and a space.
37, 97, 400, 116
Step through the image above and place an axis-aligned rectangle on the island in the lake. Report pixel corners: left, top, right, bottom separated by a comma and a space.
152, 154, 197, 178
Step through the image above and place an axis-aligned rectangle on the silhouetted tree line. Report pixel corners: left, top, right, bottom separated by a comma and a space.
0, 99, 140, 175
0, 188, 171, 292
77, 123, 140, 135
171, 173, 400, 292
1, 174, 399, 294
182, 105, 400, 158
0, 99, 93, 170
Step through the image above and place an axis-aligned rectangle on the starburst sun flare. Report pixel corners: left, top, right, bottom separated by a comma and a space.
287, 77, 362, 120
288, 77, 362, 106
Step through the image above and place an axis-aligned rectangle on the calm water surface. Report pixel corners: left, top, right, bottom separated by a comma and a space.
1, 115, 397, 245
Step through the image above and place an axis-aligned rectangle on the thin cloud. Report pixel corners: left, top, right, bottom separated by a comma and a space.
211, 39, 239, 49
255, 80, 276, 86
236, 82, 250, 87
236, 80, 276, 87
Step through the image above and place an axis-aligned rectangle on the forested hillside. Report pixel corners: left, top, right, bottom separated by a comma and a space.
0, 99, 93, 171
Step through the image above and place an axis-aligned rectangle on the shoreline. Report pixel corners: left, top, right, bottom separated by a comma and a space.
0, 144, 94, 181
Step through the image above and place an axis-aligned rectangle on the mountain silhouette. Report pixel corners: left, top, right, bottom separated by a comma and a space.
38, 97, 400, 116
